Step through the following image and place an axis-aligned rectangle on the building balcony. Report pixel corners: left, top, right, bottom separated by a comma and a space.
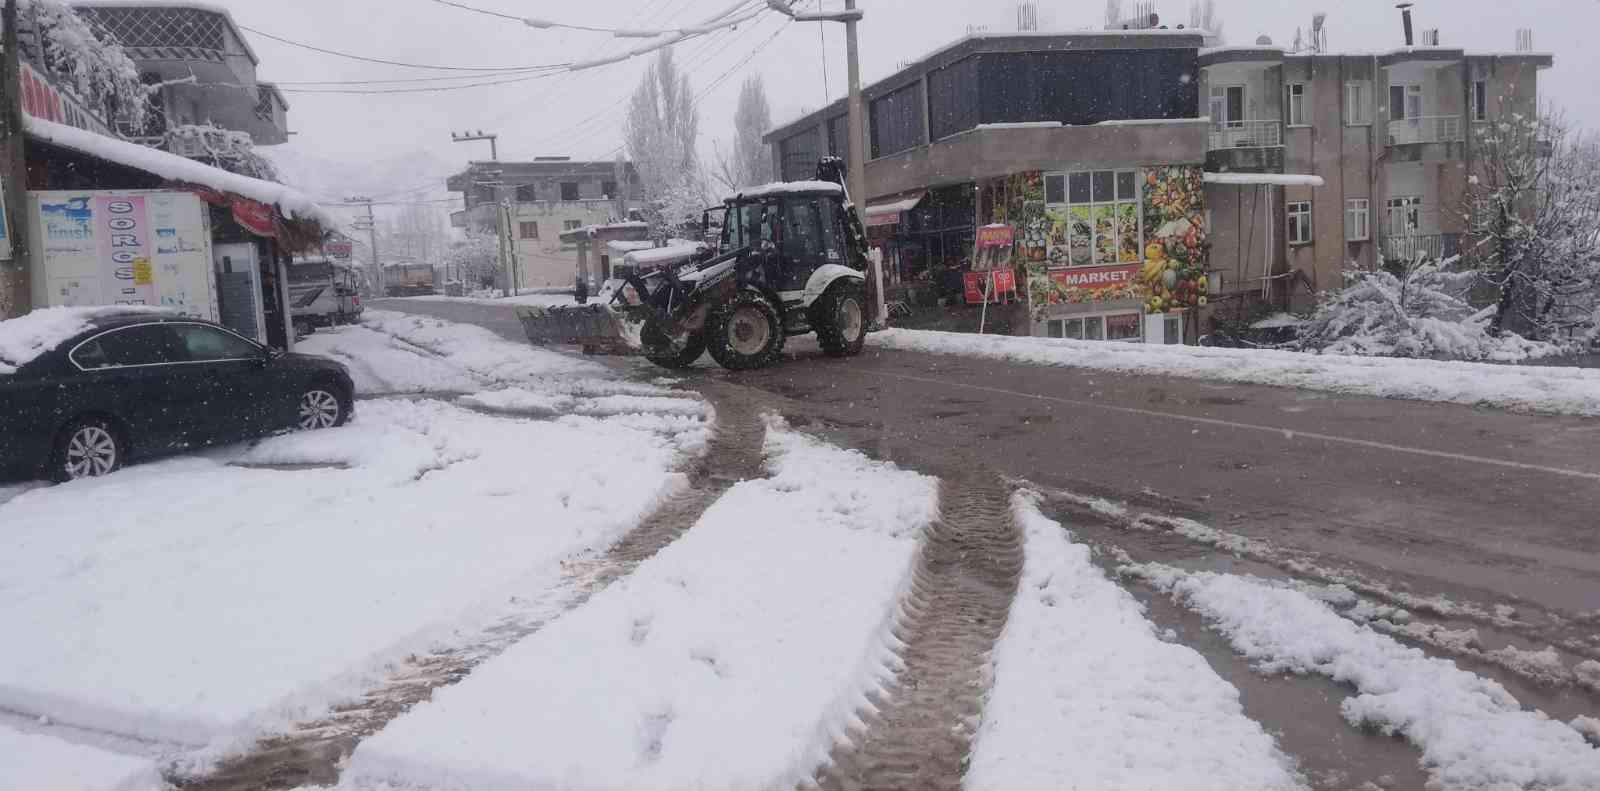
1208, 120, 1282, 150
1388, 116, 1464, 146
1205, 120, 1285, 174
1382, 233, 1463, 264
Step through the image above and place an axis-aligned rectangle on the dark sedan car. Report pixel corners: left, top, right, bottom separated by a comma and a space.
0, 311, 354, 482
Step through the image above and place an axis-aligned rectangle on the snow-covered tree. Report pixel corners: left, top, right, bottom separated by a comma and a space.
23, 0, 149, 129
1188, 0, 1225, 44
166, 124, 278, 181
624, 49, 706, 240
443, 229, 501, 289
1298, 255, 1559, 361
712, 76, 774, 192
1463, 110, 1600, 343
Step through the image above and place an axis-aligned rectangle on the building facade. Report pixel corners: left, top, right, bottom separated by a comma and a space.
73, 2, 290, 168
766, 23, 1552, 340
766, 31, 1211, 343
447, 159, 642, 289
1200, 42, 1550, 311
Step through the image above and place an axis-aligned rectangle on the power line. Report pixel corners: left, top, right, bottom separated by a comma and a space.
428, 0, 757, 37
238, 24, 570, 72
277, 71, 561, 94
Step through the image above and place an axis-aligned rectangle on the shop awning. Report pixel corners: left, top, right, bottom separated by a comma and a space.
1203, 172, 1325, 187
865, 192, 926, 227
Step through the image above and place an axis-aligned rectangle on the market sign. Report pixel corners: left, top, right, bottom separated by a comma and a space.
1043, 263, 1143, 305
18, 63, 114, 137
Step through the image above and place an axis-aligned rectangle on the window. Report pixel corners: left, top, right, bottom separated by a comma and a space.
1473, 81, 1488, 122
1209, 85, 1244, 129
601, 180, 618, 198
1345, 199, 1371, 241
560, 182, 580, 201
519, 221, 539, 239
562, 219, 583, 231
1163, 314, 1183, 345
1287, 201, 1313, 244
71, 325, 183, 369
1044, 169, 1142, 267
1286, 83, 1307, 126
1390, 84, 1422, 120
869, 82, 923, 159
171, 324, 258, 362
514, 184, 537, 202
1045, 313, 1141, 342
1386, 197, 1422, 236
1345, 81, 1371, 125
1105, 313, 1142, 342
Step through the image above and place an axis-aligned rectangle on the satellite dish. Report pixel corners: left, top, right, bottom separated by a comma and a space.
1256, 35, 1274, 46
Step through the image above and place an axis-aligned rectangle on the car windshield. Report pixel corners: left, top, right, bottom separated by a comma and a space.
3, 3, 1599, 790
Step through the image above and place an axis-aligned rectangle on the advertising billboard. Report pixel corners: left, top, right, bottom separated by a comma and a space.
28, 190, 217, 321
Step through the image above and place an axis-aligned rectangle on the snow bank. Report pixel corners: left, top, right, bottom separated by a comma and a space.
25, 116, 336, 228
873, 328, 1600, 416
966, 494, 1304, 791
0, 724, 162, 791
359, 309, 605, 385
1129, 565, 1600, 791
0, 398, 694, 749
294, 324, 484, 394
336, 421, 938, 791
0, 305, 168, 374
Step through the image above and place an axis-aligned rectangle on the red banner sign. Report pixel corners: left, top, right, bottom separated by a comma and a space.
231, 196, 278, 238
325, 240, 354, 260
965, 269, 1017, 305
976, 224, 1014, 249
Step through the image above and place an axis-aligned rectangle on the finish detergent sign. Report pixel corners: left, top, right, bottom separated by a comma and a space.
96, 196, 154, 304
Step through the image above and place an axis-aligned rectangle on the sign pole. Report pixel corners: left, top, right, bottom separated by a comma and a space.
0, 0, 31, 319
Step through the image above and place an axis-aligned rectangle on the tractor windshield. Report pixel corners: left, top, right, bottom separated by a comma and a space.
720, 201, 764, 254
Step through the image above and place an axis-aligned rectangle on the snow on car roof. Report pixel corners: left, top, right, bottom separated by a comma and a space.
0, 306, 172, 374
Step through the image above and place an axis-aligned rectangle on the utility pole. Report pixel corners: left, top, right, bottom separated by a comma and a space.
347, 196, 380, 296
0, 0, 31, 319
499, 198, 518, 297
451, 130, 499, 161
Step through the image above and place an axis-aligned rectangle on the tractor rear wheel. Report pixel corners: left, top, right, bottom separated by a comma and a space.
814, 280, 868, 357
708, 291, 784, 371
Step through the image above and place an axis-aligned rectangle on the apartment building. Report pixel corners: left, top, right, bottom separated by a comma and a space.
73, 3, 290, 161
766, 30, 1213, 344
446, 159, 642, 288
1201, 29, 1551, 310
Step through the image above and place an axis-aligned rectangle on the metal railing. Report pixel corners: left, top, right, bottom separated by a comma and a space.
1208, 119, 1283, 150
1387, 116, 1465, 146
1381, 233, 1463, 263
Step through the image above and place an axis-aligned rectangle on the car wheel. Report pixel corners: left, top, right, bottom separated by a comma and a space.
707, 291, 785, 371
50, 417, 124, 482
814, 280, 868, 357
298, 384, 347, 430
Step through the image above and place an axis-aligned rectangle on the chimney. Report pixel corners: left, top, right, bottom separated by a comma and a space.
1397, 3, 1415, 46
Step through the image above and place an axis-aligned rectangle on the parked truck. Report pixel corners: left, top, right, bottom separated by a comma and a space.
384, 263, 436, 297
519, 158, 869, 371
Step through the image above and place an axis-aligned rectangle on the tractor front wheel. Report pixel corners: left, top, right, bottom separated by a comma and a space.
645, 332, 706, 370
708, 291, 785, 371
814, 280, 868, 357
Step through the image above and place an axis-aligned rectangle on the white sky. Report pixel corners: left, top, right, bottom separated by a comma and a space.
208, 0, 1596, 220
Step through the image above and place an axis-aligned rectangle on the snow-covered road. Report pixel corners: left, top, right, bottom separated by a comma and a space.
6, 309, 1598, 790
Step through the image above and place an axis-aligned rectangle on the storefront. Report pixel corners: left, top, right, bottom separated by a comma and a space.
866, 184, 978, 307
981, 166, 1210, 344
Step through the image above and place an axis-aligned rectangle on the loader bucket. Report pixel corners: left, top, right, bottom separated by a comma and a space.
518, 304, 648, 356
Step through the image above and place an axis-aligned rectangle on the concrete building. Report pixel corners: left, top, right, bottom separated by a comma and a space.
73, 3, 290, 155
765, 16, 1551, 339
1200, 36, 1550, 311
447, 159, 642, 289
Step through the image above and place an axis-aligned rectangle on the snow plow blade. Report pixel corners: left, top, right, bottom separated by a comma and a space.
518, 304, 644, 356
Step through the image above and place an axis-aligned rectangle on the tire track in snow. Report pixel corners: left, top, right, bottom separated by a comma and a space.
169, 395, 766, 791
810, 473, 1023, 791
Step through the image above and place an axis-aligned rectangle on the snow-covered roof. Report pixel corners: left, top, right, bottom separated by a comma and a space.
25, 117, 335, 228
975, 121, 1063, 131
0, 305, 171, 375
727, 180, 843, 201
1199, 45, 1285, 58
866, 193, 925, 217
1204, 172, 1326, 188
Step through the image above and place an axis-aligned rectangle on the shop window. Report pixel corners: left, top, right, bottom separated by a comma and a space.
1045, 169, 1141, 267
1105, 313, 1142, 341
1047, 313, 1142, 342
1163, 315, 1183, 345
1287, 201, 1313, 245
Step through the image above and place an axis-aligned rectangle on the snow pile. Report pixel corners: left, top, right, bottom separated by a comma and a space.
1128, 565, 1600, 790
25, 116, 336, 228
0, 305, 168, 374
873, 328, 1600, 416
0, 397, 694, 749
457, 387, 576, 415
294, 323, 484, 394
966, 494, 1304, 791
0, 723, 162, 791
358, 309, 605, 385
1298, 261, 1564, 362
336, 421, 937, 791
